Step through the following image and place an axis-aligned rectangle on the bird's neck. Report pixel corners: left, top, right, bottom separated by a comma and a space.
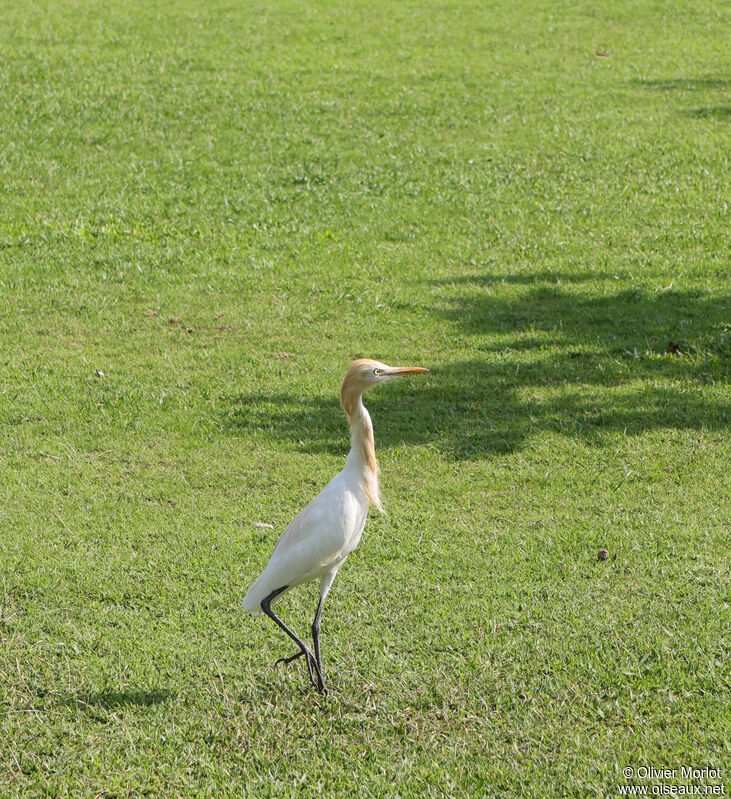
341, 392, 383, 514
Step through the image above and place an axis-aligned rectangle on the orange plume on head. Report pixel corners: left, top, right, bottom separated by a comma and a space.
340, 359, 378, 420
338, 358, 426, 514
340, 360, 383, 512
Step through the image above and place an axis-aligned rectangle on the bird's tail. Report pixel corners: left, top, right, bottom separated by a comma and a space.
242, 579, 266, 615
244, 567, 285, 614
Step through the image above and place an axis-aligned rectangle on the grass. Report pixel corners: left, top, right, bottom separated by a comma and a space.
0, 0, 729, 796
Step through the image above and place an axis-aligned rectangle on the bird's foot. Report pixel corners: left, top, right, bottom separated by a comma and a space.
276, 647, 325, 693
310, 660, 326, 695
274, 651, 306, 666
304, 651, 320, 690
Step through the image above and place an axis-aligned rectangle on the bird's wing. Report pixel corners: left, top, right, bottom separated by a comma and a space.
243, 476, 364, 613
262, 489, 349, 587
272, 494, 337, 561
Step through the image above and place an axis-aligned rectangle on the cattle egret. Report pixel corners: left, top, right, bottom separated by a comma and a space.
243, 358, 428, 694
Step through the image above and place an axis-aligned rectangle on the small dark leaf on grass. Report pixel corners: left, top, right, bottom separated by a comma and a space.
598, 548, 609, 560
666, 341, 681, 354
596, 50, 609, 58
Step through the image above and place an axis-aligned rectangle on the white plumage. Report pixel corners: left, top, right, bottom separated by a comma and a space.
243, 358, 427, 694
243, 468, 367, 615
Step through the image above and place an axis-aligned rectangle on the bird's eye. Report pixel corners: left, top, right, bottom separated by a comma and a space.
374, 368, 383, 376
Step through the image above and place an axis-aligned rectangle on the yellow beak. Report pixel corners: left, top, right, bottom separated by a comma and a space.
388, 366, 429, 376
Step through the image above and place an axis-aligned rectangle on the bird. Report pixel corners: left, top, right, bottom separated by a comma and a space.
243, 358, 428, 694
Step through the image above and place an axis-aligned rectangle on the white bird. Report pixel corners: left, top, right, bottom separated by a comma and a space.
243, 358, 428, 693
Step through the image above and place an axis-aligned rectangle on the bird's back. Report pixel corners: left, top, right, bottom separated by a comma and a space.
243, 470, 368, 614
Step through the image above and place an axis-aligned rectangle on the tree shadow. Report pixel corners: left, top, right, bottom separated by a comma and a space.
221, 270, 727, 459
632, 77, 730, 121
632, 78, 731, 91
686, 106, 731, 120
434, 279, 728, 354
222, 293, 726, 461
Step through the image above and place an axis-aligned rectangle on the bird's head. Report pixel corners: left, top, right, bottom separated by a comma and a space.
341, 358, 428, 416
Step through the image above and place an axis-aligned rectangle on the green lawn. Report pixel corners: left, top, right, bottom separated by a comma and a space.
1, 1, 729, 796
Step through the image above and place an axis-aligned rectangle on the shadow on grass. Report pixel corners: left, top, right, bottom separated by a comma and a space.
221, 273, 728, 459
632, 77, 731, 91
686, 106, 731, 120
633, 77, 730, 121
66, 688, 172, 710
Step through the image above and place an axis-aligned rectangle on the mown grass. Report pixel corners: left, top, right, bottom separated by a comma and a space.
1, 1, 729, 796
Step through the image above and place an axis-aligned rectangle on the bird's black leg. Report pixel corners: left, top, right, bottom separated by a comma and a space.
310, 570, 337, 695
312, 593, 326, 689
261, 587, 322, 691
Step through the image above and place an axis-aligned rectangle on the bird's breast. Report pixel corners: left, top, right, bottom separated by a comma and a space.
326, 475, 369, 557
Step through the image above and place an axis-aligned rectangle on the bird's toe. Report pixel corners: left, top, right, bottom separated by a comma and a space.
275, 650, 306, 667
